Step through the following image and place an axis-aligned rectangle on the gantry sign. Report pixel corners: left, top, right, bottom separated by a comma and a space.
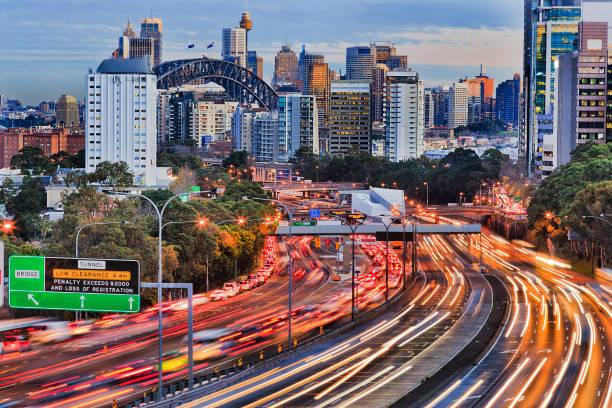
8, 256, 140, 313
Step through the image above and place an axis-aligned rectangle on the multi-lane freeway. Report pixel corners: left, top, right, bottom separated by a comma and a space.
1, 217, 611, 408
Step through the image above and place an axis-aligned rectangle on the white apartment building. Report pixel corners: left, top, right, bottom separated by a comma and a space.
251, 111, 279, 162
86, 58, 157, 186
278, 93, 319, 161
448, 82, 469, 128
222, 27, 247, 68
190, 98, 239, 147
384, 71, 424, 162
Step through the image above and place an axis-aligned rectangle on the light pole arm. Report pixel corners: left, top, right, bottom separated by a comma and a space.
583, 215, 612, 228
75, 221, 130, 258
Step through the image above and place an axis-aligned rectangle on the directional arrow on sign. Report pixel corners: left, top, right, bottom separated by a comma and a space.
27, 294, 39, 306
128, 297, 134, 310
79, 295, 85, 308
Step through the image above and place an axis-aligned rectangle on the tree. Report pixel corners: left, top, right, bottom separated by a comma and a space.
10, 146, 53, 174
88, 161, 134, 187
564, 180, 612, 251
169, 166, 197, 194
223, 150, 250, 169
0, 178, 15, 205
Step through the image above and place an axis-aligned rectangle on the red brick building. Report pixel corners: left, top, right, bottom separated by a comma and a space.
0, 128, 85, 168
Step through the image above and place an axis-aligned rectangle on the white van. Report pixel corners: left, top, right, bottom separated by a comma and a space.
29, 321, 71, 344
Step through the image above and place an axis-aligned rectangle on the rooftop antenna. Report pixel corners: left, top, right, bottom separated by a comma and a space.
245, 0, 248, 12
285, 32, 288, 46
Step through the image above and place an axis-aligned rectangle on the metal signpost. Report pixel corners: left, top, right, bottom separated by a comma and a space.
8, 256, 140, 313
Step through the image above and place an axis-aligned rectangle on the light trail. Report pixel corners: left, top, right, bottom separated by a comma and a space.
508, 357, 548, 408
505, 276, 520, 338
538, 332, 577, 408
483, 357, 531, 408
334, 362, 413, 408
423, 379, 462, 408
313, 365, 396, 408
448, 379, 484, 408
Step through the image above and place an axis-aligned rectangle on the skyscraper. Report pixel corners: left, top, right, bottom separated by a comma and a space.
222, 27, 247, 68
522, 0, 581, 174
384, 71, 424, 162
301, 54, 330, 126
386, 55, 408, 71
371, 41, 396, 64
448, 83, 469, 128
251, 112, 279, 162
329, 80, 371, 154
113, 21, 155, 66
140, 18, 162, 66
300, 52, 324, 92
56, 94, 79, 128
346, 45, 376, 80
239, 11, 252, 50
495, 74, 521, 127
423, 90, 435, 129
86, 58, 157, 185
460, 66, 494, 123
371, 63, 389, 123
277, 92, 319, 160
273, 45, 299, 88
247, 51, 264, 78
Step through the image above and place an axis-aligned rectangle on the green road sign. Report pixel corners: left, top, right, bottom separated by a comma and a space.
8, 256, 140, 313
189, 186, 201, 192
293, 221, 316, 226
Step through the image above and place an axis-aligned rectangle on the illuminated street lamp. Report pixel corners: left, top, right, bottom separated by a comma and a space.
1, 220, 14, 233
423, 182, 429, 206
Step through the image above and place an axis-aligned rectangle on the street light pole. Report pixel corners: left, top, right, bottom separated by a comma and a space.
243, 196, 321, 349
75, 221, 130, 258
424, 182, 429, 207
106, 190, 208, 401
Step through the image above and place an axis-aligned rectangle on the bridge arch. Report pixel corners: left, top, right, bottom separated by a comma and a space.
153, 58, 278, 110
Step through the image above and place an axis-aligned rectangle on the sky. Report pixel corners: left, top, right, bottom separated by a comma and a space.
0, 0, 523, 105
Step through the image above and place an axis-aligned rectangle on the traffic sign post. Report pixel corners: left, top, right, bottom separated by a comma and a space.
8, 256, 140, 313
309, 209, 320, 219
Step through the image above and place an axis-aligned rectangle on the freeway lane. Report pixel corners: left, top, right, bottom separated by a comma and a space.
174, 234, 494, 408
425, 219, 612, 408
0, 236, 357, 407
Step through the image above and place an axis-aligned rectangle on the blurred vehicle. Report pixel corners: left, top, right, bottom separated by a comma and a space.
94, 314, 127, 329
68, 320, 93, 336
222, 283, 239, 297
210, 289, 228, 301
238, 280, 253, 291
28, 321, 71, 344
0, 335, 31, 354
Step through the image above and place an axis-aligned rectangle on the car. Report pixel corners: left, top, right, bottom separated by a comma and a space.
69, 320, 93, 336
223, 283, 240, 296
0, 335, 31, 354
28, 321, 71, 344
210, 289, 228, 301
238, 280, 253, 291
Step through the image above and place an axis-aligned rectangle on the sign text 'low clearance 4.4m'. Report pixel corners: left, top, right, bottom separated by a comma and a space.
8, 256, 140, 313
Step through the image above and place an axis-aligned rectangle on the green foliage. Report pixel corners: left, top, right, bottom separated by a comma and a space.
528, 142, 612, 229
157, 152, 203, 173
291, 148, 506, 204
65, 161, 134, 188
564, 180, 612, 249
454, 119, 507, 135
223, 150, 250, 168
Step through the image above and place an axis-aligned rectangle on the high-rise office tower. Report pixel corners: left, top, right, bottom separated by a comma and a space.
495, 74, 521, 127
56, 95, 79, 128
371, 41, 396, 64
222, 27, 247, 68
247, 51, 264, 78
423, 90, 435, 129
384, 71, 424, 162
86, 58, 157, 186
300, 52, 324, 92
346, 45, 376, 80
371, 63, 389, 123
329, 80, 371, 154
432, 88, 450, 127
277, 92, 319, 160
140, 18, 162, 66
522, 0, 581, 174
301, 56, 330, 126
114, 21, 155, 66
273, 45, 299, 88
460, 66, 494, 123
448, 83, 469, 128
386, 55, 408, 71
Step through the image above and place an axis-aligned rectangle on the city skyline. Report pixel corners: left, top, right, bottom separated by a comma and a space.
0, 0, 522, 104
